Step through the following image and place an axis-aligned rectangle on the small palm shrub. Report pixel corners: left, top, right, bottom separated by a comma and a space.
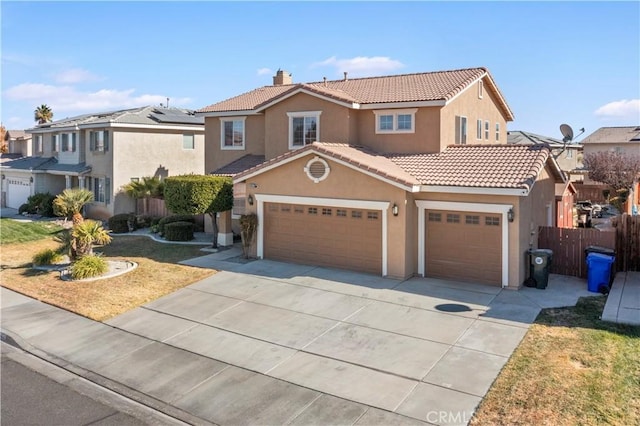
33, 248, 64, 266
164, 221, 194, 241
73, 220, 112, 258
70, 254, 108, 280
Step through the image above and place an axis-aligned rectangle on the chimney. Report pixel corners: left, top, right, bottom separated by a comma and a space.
273, 69, 292, 86
343, 72, 348, 81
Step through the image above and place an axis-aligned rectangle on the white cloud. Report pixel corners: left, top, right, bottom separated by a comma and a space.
312, 56, 405, 77
257, 67, 273, 76
4, 83, 191, 113
594, 99, 640, 119
54, 68, 102, 84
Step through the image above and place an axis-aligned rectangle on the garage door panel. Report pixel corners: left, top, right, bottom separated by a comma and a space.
426, 210, 501, 286
264, 202, 382, 275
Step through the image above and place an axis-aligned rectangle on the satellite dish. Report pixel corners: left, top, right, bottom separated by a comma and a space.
560, 124, 574, 143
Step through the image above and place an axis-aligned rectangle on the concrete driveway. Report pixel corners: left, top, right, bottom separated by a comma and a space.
100, 249, 592, 425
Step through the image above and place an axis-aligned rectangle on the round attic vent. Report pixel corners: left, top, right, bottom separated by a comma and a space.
304, 156, 330, 183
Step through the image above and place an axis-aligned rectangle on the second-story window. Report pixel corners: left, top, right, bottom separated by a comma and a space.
220, 117, 245, 150
455, 116, 467, 145
183, 134, 195, 150
36, 135, 43, 153
288, 111, 321, 149
495, 123, 500, 141
476, 120, 482, 140
374, 109, 417, 134
485, 121, 490, 140
90, 130, 109, 152
61, 133, 77, 152
51, 135, 59, 152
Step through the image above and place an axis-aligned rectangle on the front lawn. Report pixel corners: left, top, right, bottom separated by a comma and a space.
471, 296, 640, 425
0, 218, 64, 244
1, 234, 216, 321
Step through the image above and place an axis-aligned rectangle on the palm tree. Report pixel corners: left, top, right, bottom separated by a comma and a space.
34, 104, 53, 124
71, 220, 112, 258
53, 188, 94, 225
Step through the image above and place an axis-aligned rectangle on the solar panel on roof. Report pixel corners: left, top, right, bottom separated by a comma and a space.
150, 111, 203, 125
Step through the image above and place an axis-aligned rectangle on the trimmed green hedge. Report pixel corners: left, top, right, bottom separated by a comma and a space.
108, 213, 134, 233
164, 221, 194, 241
158, 214, 195, 235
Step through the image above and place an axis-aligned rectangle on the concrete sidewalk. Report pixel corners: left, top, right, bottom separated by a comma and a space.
602, 271, 640, 326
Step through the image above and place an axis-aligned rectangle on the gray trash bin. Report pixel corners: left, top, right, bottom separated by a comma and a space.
529, 249, 553, 289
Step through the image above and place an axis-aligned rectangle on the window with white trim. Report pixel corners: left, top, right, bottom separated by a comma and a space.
374, 109, 417, 134
495, 123, 500, 141
220, 117, 245, 150
566, 149, 573, 159
36, 135, 43, 153
183, 134, 195, 150
478, 80, 484, 99
51, 135, 59, 152
288, 111, 320, 149
485, 121, 490, 140
476, 119, 482, 140
455, 116, 467, 145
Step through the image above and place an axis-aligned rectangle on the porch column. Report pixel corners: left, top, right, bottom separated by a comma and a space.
65, 175, 71, 189
78, 176, 85, 189
217, 210, 234, 247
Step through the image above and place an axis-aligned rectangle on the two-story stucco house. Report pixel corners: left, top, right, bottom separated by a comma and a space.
197, 67, 565, 288
1, 106, 204, 218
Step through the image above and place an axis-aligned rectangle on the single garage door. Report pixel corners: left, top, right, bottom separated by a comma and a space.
6, 177, 31, 209
264, 202, 382, 274
426, 210, 501, 286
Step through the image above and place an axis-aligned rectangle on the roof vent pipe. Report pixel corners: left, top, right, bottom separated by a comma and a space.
343, 72, 348, 81
323, 77, 327, 87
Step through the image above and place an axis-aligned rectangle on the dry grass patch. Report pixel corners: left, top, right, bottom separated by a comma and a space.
471, 297, 640, 426
1, 236, 215, 321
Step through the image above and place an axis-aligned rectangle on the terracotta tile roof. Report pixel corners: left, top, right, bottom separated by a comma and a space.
234, 142, 421, 188
388, 144, 555, 190
580, 126, 640, 144
198, 67, 514, 119
211, 154, 265, 176
234, 142, 562, 192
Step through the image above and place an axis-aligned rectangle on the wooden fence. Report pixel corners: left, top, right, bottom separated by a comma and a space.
538, 214, 640, 277
538, 226, 616, 278
136, 197, 169, 217
611, 214, 640, 272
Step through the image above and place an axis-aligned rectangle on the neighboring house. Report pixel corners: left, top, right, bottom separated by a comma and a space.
508, 130, 583, 180
1, 106, 204, 218
4, 130, 33, 157
197, 67, 565, 288
579, 126, 640, 213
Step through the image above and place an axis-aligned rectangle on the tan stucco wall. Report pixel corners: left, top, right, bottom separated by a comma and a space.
243, 153, 411, 279
440, 78, 509, 149
355, 107, 442, 154
264, 93, 352, 160
204, 115, 265, 173
517, 166, 558, 286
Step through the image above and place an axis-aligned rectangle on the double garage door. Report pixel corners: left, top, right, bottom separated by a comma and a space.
426, 210, 502, 286
264, 202, 382, 274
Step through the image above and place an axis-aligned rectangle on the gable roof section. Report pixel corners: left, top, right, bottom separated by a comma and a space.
198, 67, 514, 120
234, 142, 563, 195
234, 142, 421, 191
580, 126, 640, 145
388, 144, 564, 193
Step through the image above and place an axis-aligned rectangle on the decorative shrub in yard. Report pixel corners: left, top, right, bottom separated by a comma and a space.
108, 213, 135, 233
32, 248, 64, 266
135, 214, 156, 229
164, 221, 194, 241
70, 254, 108, 280
18, 193, 56, 216
158, 214, 196, 235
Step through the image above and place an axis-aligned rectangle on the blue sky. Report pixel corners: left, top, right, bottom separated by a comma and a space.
2, 1, 639, 140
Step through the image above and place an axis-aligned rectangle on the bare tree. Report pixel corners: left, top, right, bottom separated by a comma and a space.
583, 151, 640, 212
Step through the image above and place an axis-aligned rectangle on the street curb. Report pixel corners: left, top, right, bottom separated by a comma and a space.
1, 330, 216, 426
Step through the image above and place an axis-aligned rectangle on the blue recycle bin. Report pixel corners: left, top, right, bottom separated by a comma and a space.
586, 252, 616, 293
